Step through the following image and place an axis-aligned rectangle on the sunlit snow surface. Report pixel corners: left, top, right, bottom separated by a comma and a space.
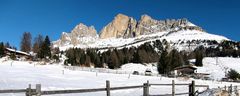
55, 30, 229, 51
1, 57, 240, 96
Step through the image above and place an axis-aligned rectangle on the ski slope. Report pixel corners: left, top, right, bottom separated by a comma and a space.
1, 57, 240, 96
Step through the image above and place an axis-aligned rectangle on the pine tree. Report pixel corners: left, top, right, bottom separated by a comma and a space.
157, 50, 169, 74
168, 49, 183, 71
94, 53, 102, 68
181, 51, 189, 65
227, 69, 240, 80
85, 55, 91, 66
195, 46, 204, 66
132, 50, 141, 63
38, 36, 51, 59
108, 50, 119, 69
0, 42, 5, 57
116, 49, 125, 65
52, 47, 60, 62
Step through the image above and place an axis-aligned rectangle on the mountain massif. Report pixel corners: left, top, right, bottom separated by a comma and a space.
53, 13, 228, 50
100, 14, 202, 39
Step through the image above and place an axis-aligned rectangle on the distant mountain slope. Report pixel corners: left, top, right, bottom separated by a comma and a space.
53, 14, 229, 51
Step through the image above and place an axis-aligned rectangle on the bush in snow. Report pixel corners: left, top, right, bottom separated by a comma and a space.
227, 69, 240, 80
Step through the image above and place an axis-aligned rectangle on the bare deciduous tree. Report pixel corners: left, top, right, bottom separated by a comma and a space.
32, 34, 44, 53
20, 32, 32, 53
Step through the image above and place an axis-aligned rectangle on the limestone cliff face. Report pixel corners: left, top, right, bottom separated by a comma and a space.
71, 23, 97, 37
100, 14, 203, 39
70, 23, 97, 45
99, 14, 137, 39
59, 32, 71, 46
55, 23, 97, 46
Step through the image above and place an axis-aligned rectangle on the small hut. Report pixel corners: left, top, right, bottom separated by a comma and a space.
174, 65, 197, 76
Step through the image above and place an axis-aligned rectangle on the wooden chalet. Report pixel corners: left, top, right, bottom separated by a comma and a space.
5, 48, 33, 60
174, 65, 197, 76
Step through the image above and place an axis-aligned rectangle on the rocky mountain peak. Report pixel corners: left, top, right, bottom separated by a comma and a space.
71, 23, 97, 37
99, 13, 137, 39
140, 14, 152, 23
54, 23, 98, 46
115, 13, 129, 20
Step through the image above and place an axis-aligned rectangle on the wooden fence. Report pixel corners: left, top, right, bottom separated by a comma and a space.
216, 84, 240, 96
64, 66, 160, 77
0, 80, 209, 96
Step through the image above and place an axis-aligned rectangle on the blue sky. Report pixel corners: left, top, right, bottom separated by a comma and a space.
0, 0, 239, 49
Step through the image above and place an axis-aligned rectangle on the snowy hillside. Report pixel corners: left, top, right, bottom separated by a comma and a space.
193, 57, 240, 80
163, 30, 228, 42
0, 57, 240, 96
55, 30, 229, 51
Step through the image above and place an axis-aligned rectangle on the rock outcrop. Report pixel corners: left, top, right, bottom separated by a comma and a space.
99, 14, 203, 39
71, 23, 97, 37
99, 14, 137, 39
55, 23, 97, 46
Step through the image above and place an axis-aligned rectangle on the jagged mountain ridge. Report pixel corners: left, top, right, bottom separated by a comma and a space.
99, 14, 203, 39
53, 14, 229, 51
54, 23, 98, 46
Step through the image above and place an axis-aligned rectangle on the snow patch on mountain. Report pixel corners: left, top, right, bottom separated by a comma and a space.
55, 29, 229, 51
163, 30, 229, 42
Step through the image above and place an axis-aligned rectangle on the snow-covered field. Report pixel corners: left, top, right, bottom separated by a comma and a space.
0, 57, 240, 96
194, 57, 240, 81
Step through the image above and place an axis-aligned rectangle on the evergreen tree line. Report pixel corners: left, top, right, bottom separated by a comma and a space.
205, 41, 240, 57
64, 39, 206, 72
157, 45, 205, 75
64, 41, 162, 69
157, 49, 190, 74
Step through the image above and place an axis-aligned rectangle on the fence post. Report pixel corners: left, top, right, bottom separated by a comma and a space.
106, 80, 110, 96
26, 84, 32, 96
36, 84, 41, 96
229, 84, 232, 95
143, 81, 149, 96
192, 81, 195, 96
189, 83, 192, 96
172, 80, 175, 96
189, 81, 195, 96
234, 86, 237, 96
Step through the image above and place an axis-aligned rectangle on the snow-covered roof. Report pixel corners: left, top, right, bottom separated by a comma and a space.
174, 65, 197, 70
5, 48, 31, 56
